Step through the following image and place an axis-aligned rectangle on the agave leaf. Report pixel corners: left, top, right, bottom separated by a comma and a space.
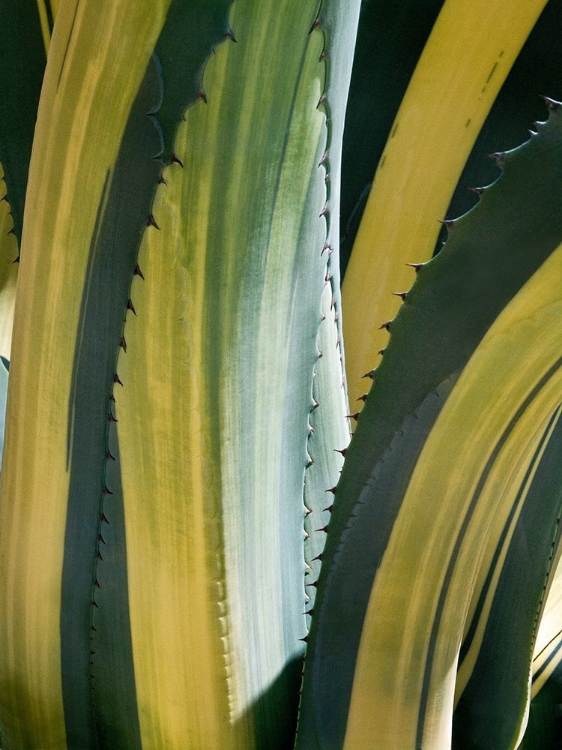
341, 0, 548, 404
297, 105, 562, 749
114, 1, 360, 746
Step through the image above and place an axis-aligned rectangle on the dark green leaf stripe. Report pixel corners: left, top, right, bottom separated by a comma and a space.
0, 0, 47, 245
298, 105, 562, 748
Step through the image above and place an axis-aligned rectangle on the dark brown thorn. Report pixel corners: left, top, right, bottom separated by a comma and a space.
96, 552, 103, 561
323, 504, 333, 513
299, 636, 309, 643
108, 411, 118, 423
311, 399, 319, 410
91, 626, 98, 631
304, 505, 312, 515
317, 349, 323, 358
438, 218, 454, 228
356, 393, 368, 402
196, 89, 208, 104
306, 457, 314, 468
319, 51, 327, 62
134, 264, 145, 279
120, 336, 127, 352
98, 534, 106, 544
147, 214, 160, 230
318, 151, 328, 167
102, 486, 113, 495
12, 256, 20, 264
93, 601, 99, 608
326, 486, 337, 495
224, 28, 237, 42
335, 448, 347, 457
113, 373, 123, 386
378, 348, 386, 356
406, 262, 424, 272
488, 151, 506, 166
312, 554, 323, 562
109, 394, 116, 403
309, 16, 321, 33
468, 186, 484, 195
379, 320, 392, 331
362, 370, 375, 379
317, 94, 327, 109
127, 299, 137, 315
306, 581, 318, 588
319, 204, 328, 218
347, 412, 360, 421
94, 580, 101, 589
540, 95, 561, 110
316, 525, 329, 534
171, 153, 184, 168
321, 242, 330, 255
101, 513, 110, 524
158, 175, 167, 185
393, 291, 408, 300
0, 194, 7, 202
305, 608, 314, 616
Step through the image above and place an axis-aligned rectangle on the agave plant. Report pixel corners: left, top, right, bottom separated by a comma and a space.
1, 0, 562, 748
